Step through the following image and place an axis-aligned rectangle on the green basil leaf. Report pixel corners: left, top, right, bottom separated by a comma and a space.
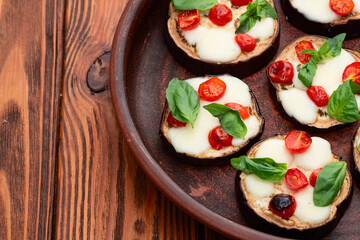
166, 78, 200, 127
203, 103, 247, 138
325, 33, 346, 58
358, 143, 360, 152
298, 57, 317, 87
236, 0, 277, 33
256, 0, 278, 18
172, 0, 218, 10
349, 80, 360, 94
328, 80, 360, 123
313, 162, 347, 207
299, 49, 317, 56
231, 156, 287, 182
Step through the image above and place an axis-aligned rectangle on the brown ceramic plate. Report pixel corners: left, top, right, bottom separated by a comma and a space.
110, 0, 360, 239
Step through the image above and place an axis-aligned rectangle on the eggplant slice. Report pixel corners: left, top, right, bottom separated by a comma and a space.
352, 126, 360, 188
165, 0, 280, 78
281, 0, 360, 39
160, 75, 264, 165
268, 35, 360, 130
235, 134, 353, 239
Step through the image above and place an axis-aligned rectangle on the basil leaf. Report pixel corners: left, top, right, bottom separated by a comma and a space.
328, 80, 360, 123
203, 103, 247, 139
236, 0, 277, 33
231, 156, 287, 182
358, 143, 360, 152
172, 0, 218, 10
166, 78, 200, 127
313, 162, 347, 207
298, 57, 317, 87
256, 0, 278, 18
299, 49, 317, 56
325, 33, 346, 58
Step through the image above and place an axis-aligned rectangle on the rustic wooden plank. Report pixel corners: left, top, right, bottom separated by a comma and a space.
0, 0, 64, 239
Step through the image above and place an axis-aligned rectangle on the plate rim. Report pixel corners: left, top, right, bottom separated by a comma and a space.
109, 0, 288, 239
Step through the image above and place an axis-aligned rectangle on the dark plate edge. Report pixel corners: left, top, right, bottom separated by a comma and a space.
109, 0, 289, 239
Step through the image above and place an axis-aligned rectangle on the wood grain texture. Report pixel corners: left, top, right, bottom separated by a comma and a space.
55, 0, 222, 239
0, 0, 64, 239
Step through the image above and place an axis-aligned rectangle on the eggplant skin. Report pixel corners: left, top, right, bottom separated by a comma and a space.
163, 21, 280, 78
281, 0, 360, 39
234, 143, 354, 239
159, 91, 264, 166
351, 127, 360, 189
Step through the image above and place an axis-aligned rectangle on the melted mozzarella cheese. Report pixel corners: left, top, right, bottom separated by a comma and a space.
246, 18, 274, 41
294, 137, 333, 170
354, 0, 360, 12
255, 139, 293, 164
294, 187, 331, 224
279, 88, 318, 124
244, 174, 274, 199
355, 94, 360, 111
291, 60, 308, 90
291, 0, 340, 23
312, 50, 355, 96
168, 75, 260, 156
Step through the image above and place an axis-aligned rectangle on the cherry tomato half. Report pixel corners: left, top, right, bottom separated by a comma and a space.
342, 62, 360, 86
198, 77, 226, 101
208, 126, 233, 150
295, 40, 315, 64
231, 0, 252, 6
309, 168, 323, 187
167, 112, 187, 127
178, 10, 201, 31
285, 168, 309, 190
267, 61, 294, 84
235, 33, 256, 52
269, 194, 297, 219
209, 4, 233, 26
330, 0, 354, 16
306, 86, 329, 107
285, 130, 312, 154
225, 102, 250, 120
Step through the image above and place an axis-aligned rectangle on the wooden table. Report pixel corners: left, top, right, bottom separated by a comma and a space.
0, 0, 231, 239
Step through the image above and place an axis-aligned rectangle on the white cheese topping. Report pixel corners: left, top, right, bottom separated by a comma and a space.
355, 94, 360, 111
312, 50, 355, 96
167, 75, 261, 156
354, 0, 360, 12
244, 174, 275, 199
255, 139, 293, 165
180, 0, 275, 62
294, 137, 333, 170
294, 187, 331, 225
291, 59, 308, 90
279, 88, 318, 124
291, 0, 340, 23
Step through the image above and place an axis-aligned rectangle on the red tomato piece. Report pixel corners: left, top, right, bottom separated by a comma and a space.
330, 0, 354, 15
285, 168, 309, 190
225, 102, 250, 120
231, 0, 252, 6
342, 62, 360, 86
178, 10, 201, 31
208, 126, 233, 150
309, 168, 323, 187
269, 194, 297, 219
285, 130, 312, 154
209, 4, 233, 26
295, 40, 315, 64
267, 61, 294, 84
167, 112, 187, 127
306, 86, 329, 107
198, 77, 226, 101
235, 33, 256, 52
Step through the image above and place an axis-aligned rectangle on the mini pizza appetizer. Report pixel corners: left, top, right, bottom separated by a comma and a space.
165, 0, 280, 77
352, 126, 360, 187
281, 0, 360, 38
160, 75, 264, 165
267, 34, 360, 129
233, 131, 353, 238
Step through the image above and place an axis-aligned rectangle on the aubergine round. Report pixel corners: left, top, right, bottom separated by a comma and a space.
352, 126, 360, 188
164, 0, 280, 78
281, 0, 360, 39
159, 75, 264, 166
235, 134, 353, 238
267, 35, 360, 130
